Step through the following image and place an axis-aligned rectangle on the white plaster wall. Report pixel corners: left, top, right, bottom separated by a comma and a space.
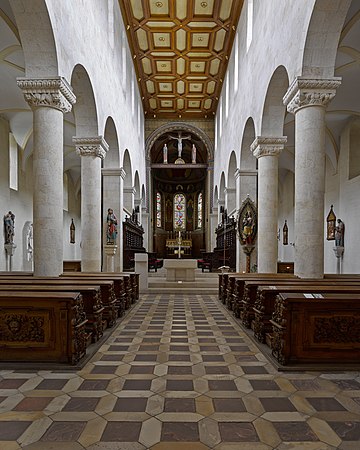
324, 122, 360, 273
45, 0, 146, 189
0, 117, 33, 271
214, 0, 315, 189
278, 171, 295, 263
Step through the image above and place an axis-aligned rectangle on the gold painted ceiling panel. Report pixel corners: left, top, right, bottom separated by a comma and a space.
120, 0, 243, 118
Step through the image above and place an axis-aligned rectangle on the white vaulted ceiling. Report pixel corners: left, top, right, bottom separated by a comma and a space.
119, 0, 243, 119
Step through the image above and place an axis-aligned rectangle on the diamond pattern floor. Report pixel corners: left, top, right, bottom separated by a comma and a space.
0, 293, 359, 449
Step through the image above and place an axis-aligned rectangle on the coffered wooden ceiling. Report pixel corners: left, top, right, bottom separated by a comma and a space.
120, 0, 243, 119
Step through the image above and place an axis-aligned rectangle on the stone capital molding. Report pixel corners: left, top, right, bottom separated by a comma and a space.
283, 76, 342, 114
251, 136, 287, 159
224, 187, 236, 195
124, 186, 136, 195
235, 168, 258, 179
17, 76, 76, 113
73, 136, 109, 160
102, 168, 126, 178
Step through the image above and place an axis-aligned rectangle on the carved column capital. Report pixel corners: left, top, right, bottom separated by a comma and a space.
73, 136, 109, 160
283, 77, 342, 114
17, 76, 76, 113
251, 137, 287, 159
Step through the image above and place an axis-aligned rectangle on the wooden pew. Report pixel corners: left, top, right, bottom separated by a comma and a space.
0, 284, 104, 343
60, 272, 134, 312
0, 277, 118, 329
253, 283, 360, 345
0, 291, 87, 364
230, 274, 296, 317
270, 292, 360, 365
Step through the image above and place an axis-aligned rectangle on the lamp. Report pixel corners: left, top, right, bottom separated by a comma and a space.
326, 205, 336, 240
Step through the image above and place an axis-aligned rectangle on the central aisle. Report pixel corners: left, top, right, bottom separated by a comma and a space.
0, 293, 359, 448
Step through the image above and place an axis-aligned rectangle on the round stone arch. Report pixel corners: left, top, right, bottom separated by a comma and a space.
302, 0, 352, 77
145, 122, 214, 215
260, 66, 290, 137
226, 151, 237, 214
145, 121, 214, 161
103, 116, 120, 168
71, 64, 99, 137
10, 0, 58, 77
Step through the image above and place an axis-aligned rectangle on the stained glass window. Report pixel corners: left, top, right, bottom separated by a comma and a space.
156, 192, 161, 228
197, 192, 203, 229
174, 193, 186, 230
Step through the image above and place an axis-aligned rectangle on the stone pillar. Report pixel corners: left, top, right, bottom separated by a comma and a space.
206, 161, 214, 251
124, 186, 135, 216
102, 168, 125, 272
251, 137, 286, 273
235, 169, 242, 273
224, 187, 236, 215
283, 77, 341, 278
73, 136, 109, 272
17, 77, 76, 276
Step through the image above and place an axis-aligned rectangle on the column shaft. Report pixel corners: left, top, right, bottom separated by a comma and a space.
257, 155, 279, 273
82, 156, 102, 271
294, 106, 326, 277
33, 107, 64, 276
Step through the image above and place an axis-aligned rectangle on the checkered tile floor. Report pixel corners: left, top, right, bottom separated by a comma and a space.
0, 293, 360, 449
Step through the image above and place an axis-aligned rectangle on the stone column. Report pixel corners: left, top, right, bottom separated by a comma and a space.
17, 77, 76, 276
224, 187, 236, 215
251, 137, 287, 273
283, 77, 341, 278
102, 168, 125, 271
73, 136, 109, 272
123, 186, 135, 216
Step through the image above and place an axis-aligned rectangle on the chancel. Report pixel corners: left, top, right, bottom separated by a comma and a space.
0, 0, 360, 447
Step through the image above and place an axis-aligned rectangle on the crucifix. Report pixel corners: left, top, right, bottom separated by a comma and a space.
168, 132, 191, 159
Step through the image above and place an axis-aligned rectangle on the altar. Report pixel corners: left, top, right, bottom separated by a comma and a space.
163, 259, 198, 282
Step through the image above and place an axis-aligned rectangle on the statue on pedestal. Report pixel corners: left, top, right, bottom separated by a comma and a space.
106, 208, 118, 244
4, 211, 15, 244
335, 219, 345, 247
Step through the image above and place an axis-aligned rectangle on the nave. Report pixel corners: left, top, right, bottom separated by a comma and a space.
0, 293, 359, 449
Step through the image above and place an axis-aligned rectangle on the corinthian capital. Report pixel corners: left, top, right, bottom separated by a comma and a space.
17, 76, 76, 113
73, 136, 109, 160
251, 137, 287, 159
283, 77, 341, 114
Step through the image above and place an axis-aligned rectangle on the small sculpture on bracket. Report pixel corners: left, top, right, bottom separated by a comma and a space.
283, 220, 288, 245
163, 143, 168, 164
70, 219, 75, 244
4, 211, 15, 244
335, 219, 345, 247
106, 208, 118, 244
